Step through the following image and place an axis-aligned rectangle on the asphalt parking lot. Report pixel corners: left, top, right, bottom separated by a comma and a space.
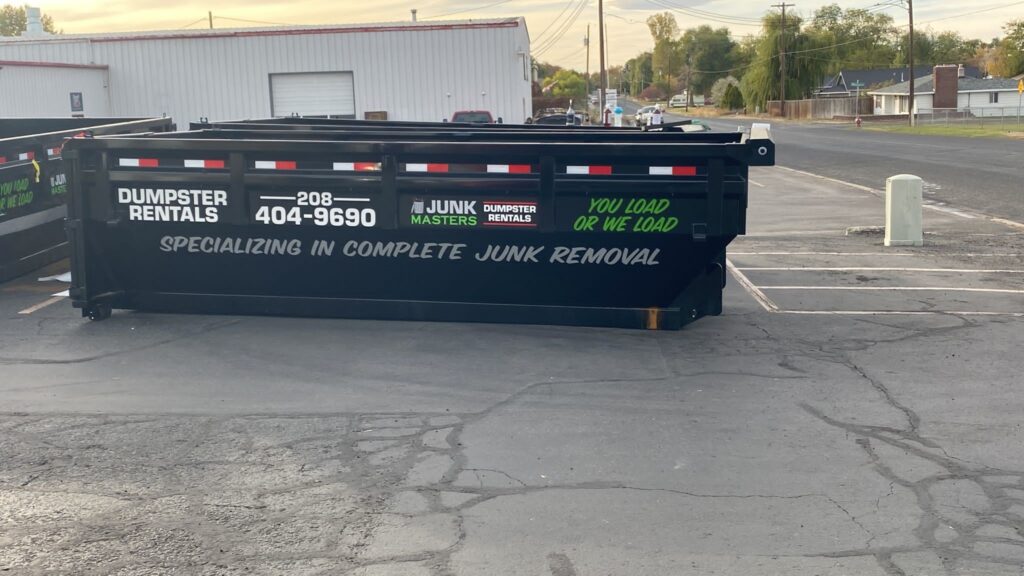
2, 167, 1023, 575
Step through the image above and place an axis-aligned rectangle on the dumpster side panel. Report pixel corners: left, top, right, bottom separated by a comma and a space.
68, 135, 763, 329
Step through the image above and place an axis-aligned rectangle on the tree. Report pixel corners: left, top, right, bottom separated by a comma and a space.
679, 25, 737, 97
0, 5, 57, 36
548, 69, 587, 104
931, 32, 980, 65
710, 76, 740, 105
646, 12, 679, 43
623, 52, 653, 95
988, 20, 1024, 77
741, 12, 833, 110
720, 84, 745, 110
806, 4, 897, 71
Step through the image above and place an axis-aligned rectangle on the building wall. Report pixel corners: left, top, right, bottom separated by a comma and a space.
0, 64, 109, 117
958, 90, 1019, 110
0, 21, 532, 124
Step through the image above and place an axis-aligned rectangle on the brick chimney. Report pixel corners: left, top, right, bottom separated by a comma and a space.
933, 65, 959, 110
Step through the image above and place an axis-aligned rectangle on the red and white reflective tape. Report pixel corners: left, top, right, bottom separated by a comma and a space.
405, 163, 450, 173
184, 159, 226, 169
566, 165, 612, 175
649, 166, 697, 176
333, 162, 381, 172
486, 164, 532, 174
47, 147, 62, 158
254, 160, 296, 170
119, 158, 159, 168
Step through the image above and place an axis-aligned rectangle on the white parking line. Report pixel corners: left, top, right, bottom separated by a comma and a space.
738, 267, 1024, 274
759, 286, 1024, 294
748, 179, 765, 188
726, 260, 779, 312
779, 310, 1024, 317
18, 295, 67, 315
730, 251, 1019, 257
776, 165, 1024, 228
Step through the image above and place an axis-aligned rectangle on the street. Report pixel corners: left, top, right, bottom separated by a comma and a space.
2, 164, 1023, 575
618, 99, 1024, 223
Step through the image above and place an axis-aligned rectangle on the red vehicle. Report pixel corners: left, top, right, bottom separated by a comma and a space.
450, 110, 494, 123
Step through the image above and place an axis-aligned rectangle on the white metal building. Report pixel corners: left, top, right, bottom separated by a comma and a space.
0, 18, 533, 123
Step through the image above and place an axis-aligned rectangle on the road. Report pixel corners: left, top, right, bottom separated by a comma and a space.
619, 99, 1024, 222
2, 165, 1023, 575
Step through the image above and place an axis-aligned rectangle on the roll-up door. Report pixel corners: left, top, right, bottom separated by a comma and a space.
270, 72, 355, 117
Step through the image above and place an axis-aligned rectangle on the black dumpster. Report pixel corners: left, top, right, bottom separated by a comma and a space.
0, 118, 175, 283
64, 122, 773, 329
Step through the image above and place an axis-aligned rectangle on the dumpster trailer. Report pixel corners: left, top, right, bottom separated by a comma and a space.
64, 122, 773, 329
0, 117, 175, 283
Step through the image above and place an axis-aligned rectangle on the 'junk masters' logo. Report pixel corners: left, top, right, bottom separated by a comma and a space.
410, 199, 478, 226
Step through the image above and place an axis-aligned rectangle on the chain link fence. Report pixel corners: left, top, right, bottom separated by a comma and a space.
916, 107, 1024, 128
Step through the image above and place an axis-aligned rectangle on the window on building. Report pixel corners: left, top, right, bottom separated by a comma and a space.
989, 92, 999, 104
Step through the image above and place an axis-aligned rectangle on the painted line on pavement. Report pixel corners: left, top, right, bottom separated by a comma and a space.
778, 310, 1024, 317
776, 165, 1024, 228
18, 295, 67, 315
726, 260, 779, 312
748, 179, 765, 188
730, 251, 1020, 257
759, 286, 1024, 294
737, 267, 1024, 273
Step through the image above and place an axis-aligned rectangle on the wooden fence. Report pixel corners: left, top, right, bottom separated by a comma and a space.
767, 97, 873, 119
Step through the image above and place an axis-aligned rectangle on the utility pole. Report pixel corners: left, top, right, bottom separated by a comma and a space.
585, 25, 591, 103
772, 3, 794, 117
605, 22, 610, 89
598, 0, 606, 112
907, 0, 915, 126
208, 11, 213, 29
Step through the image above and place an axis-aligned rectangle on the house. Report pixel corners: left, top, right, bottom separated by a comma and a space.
816, 66, 934, 98
868, 65, 1018, 115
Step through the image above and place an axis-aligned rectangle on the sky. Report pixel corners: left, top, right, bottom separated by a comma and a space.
31, 0, 1024, 70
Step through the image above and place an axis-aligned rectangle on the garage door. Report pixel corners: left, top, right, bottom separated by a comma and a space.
270, 72, 355, 117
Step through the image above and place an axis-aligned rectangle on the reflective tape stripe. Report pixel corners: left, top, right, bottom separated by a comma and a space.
333, 162, 381, 171
567, 165, 612, 175
406, 163, 449, 173
119, 158, 159, 167
649, 166, 697, 176
48, 147, 62, 157
18, 152, 35, 161
487, 164, 532, 174
254, 160, 296, 170
184, 159, 226, 169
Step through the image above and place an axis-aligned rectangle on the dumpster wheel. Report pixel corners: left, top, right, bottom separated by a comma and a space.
87, 303, 112, 321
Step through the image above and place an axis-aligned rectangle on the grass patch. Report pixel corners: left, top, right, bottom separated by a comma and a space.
865, 123, 1024, 139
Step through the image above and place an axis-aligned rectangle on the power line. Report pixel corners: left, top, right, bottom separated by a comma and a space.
533, 0, 590, 57
214, 16, 294, 26
533, 0, 581, 44
646, 0, 766, 27
423, 0, 515, 20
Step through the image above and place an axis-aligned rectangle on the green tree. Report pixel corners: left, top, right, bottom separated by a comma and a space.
931, 32, 981, 65
720, 83, 745, 110
806, 4, 898, 71
990, 20, 1024, 77
623, 52, 653, 95
679, 25, 737, 97
741, 12, 833, 110
647, 12, 682, 89
0, 4, 57, 36
549, 69, 587, 104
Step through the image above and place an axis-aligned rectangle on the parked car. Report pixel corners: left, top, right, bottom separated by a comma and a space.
451, 110, 494, 123
534, 113, 583, 126
668, 94, 686, 108
633, 105, 658, 126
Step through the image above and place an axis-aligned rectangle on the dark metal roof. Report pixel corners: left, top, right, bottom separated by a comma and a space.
870, 75, 1019, 95
818, 66, 980, 95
